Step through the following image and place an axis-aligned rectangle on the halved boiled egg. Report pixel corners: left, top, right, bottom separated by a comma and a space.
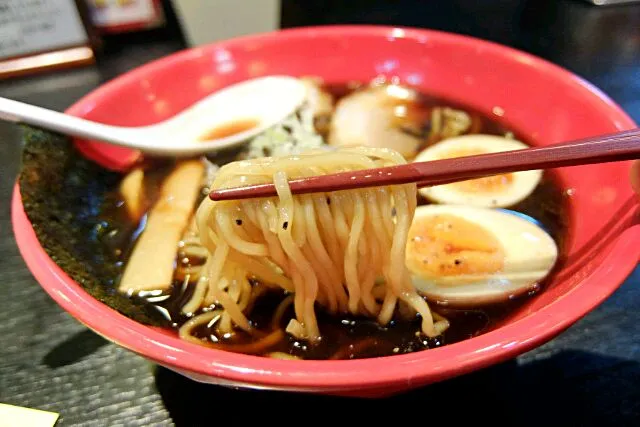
406, 204, 558, 307
414, 134, 542, 208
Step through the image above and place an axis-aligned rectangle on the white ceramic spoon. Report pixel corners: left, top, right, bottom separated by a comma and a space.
0, 75, 307, 156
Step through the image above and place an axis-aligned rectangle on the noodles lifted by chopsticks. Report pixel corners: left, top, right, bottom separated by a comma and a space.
182, 146, 449, 343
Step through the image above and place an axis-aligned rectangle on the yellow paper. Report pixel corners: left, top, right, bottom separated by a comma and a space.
0, 403, 59, 427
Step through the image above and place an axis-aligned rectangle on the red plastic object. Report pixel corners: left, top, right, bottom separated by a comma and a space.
11, 25, 640, 397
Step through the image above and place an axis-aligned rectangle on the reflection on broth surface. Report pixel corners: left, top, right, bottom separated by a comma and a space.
19, 77, 569, 360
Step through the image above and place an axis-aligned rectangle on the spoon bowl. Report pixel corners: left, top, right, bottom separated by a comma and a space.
0, 75, 307, 156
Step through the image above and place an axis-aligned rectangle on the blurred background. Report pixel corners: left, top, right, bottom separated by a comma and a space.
1, 1, 639, 426
1, 0, 638, 121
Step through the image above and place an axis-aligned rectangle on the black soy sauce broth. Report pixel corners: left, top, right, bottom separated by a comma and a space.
100, 82, 569, 360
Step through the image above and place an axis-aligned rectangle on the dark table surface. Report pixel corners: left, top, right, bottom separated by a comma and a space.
1, 1, 640, 425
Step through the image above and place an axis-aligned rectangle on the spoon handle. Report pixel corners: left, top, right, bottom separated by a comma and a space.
0, 96, 129, 145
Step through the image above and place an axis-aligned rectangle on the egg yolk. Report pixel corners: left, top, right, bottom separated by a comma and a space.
406, 213, 505, 282
439, 148, 514, 194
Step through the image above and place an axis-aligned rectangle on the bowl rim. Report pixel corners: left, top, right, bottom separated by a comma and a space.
11, 24, 640, 390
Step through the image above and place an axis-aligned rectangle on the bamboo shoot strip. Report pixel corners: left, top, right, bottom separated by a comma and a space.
118, 160, 205, 293
119, 167, 145, 222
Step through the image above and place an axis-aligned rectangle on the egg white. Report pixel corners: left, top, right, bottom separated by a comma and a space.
407, 204, 558, 307
414, 134, 543, 208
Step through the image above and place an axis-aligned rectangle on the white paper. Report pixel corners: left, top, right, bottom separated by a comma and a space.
0, 0, 89, 59
0, 403, 59, 427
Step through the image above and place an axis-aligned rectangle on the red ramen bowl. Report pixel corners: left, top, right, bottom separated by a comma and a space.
11, 25, 640, 397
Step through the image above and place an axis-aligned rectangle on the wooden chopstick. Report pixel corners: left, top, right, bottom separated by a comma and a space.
209, 128, 640, 201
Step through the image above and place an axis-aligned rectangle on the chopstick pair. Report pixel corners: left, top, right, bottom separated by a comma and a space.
209, 128, 640, 201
